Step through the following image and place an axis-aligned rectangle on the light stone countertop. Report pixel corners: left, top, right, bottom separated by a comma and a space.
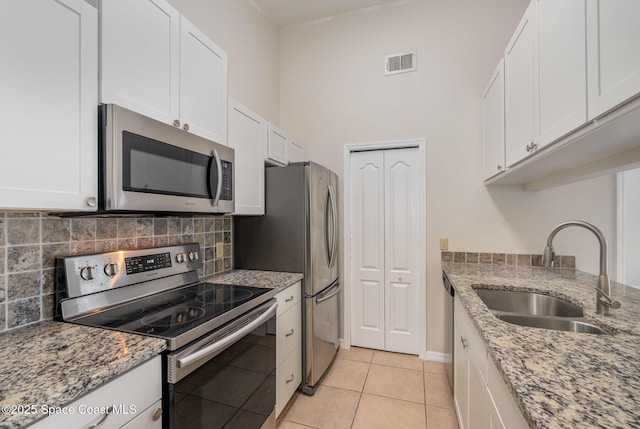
0, 321, 166, 429
204, 269, 304, 291
443, 262, 640, 429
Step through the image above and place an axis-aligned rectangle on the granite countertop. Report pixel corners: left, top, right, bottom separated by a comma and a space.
0, 322, 166, 429
443, 262, 640, 429
205, 269, 304, 291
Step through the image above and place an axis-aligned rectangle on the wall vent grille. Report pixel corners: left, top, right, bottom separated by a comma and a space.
385, 51, 416, 75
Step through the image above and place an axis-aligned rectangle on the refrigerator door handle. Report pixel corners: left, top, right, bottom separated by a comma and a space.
324, 186, 332, 266
316, 281, 341, 304
328, 184, 338, 268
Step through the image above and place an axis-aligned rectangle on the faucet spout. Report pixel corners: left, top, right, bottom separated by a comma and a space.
542, 220, 620, 315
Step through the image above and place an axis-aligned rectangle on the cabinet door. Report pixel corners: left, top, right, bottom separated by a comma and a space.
505, 2, 535, 167
180, 16, 228, 144
100, 0, 180, 125
535, 0, 587, 148
228, 99, 266, 215
267, 124, 289, 165
468, 361, 488, 429
453, 318, 469, 429
587, 0, 640, 119
482, 60, 506, 180
288, 141, 304, 163
0, 0, 98, 211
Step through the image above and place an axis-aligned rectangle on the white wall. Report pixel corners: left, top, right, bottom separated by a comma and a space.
279, 0, 617, 356
168, 0, 280, 123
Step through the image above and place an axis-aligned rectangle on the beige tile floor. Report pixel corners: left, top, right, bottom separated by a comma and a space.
277, 347, 460, 429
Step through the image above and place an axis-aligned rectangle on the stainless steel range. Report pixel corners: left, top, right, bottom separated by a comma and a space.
55, 243, 277, 429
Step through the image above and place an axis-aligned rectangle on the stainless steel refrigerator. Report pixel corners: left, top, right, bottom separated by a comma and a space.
234, 162, 340, 395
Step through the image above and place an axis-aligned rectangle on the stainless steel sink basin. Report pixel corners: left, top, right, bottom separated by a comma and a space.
475, 289, 583, 317
495, 314, 607, 335
474, 288, 608, 335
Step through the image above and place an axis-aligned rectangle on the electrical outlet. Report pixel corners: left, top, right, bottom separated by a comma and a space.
216, 242, 224, 257
440, 238, 448, 251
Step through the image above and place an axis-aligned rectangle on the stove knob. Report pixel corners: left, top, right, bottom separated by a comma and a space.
80, 266, 95, 281
188, 251, 199, 262
104, 263, 119, 276
176, 253, 186, 263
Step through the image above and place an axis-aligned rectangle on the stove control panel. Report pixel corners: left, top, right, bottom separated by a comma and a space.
56, 243, 203, 300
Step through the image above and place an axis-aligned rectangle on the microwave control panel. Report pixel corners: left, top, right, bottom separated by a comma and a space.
220, 161, 233, 201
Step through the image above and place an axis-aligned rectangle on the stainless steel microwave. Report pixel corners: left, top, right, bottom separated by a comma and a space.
98, 104, 234, 214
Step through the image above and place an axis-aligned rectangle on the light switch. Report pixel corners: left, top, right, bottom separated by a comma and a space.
216, 242, 224, 257
440, 238, 448, 251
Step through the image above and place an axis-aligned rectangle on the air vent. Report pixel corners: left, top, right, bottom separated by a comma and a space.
385, 51, 416, 75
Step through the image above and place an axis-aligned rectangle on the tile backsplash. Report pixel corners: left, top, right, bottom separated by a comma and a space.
0, 213, 232, 332
441, 251, 576, 268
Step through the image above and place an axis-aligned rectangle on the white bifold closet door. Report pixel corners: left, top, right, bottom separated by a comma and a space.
350, 148, 419, 354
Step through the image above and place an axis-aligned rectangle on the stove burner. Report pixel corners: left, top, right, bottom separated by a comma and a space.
141, 306, 205, 328
100, 307, 145, 321
196, 286, 254, 304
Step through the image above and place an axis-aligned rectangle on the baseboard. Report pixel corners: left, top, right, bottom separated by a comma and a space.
423, 350, 452, 363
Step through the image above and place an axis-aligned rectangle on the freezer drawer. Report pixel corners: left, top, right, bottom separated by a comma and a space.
303, 280, 340, 393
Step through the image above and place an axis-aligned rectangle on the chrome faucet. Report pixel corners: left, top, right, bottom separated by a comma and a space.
542, 220, 621, 316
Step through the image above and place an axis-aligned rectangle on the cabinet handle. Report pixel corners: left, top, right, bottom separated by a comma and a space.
285, 295, 294, 302
286, 374, 295, 383
173, 119, 181, 128
86, 197, 97, 207
88, 406, 113, 429
152, 408, 163, 421
183, 123, 190, 132
285, 329, 295, 337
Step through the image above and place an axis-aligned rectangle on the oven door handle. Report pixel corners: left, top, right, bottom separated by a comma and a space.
176, 301, 277, 369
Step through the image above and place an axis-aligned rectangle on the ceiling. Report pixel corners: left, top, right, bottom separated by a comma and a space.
252, 0, 404, 27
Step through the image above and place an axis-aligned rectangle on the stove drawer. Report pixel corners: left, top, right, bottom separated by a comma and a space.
276, 281, 302, 317
29, 356, 161, 429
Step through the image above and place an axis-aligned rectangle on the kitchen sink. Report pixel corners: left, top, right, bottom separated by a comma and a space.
495, 314, 608, 335
474, 288, 608, 335
475, 289, 583, 317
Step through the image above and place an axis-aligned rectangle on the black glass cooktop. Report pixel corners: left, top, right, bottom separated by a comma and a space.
75, 282, 272, 341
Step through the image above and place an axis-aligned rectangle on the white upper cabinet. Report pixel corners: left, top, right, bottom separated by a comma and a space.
587, 0, 640, 119
266, 124, 304, 165
288, 140, 304, 164
228, 99, 266, 215
487, 0, 640, 189
504, 1, 535, 167
100, 0, 228, 144
482, 60, 506, 180
100, 0, 179, 125
0, 0, 98, 211
179, 16, 228, 144
267, 124, 290, 165
535, 0, 587, 148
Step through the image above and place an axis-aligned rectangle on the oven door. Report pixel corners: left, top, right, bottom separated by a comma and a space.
101, 104, 234, 214
165, 300, 277, 429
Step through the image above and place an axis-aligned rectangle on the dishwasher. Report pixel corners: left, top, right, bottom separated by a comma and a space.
442, 271, 455, 390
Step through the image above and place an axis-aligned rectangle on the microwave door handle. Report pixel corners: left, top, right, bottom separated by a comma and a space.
209, 149, 223, 206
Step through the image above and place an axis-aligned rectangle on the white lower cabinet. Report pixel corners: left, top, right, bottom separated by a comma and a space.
453, 299, 528, 429
275, 281, 302, 417
29, 356, 162, 429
